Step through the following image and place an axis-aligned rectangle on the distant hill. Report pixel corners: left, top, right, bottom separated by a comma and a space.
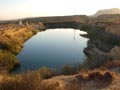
19, 15, 88, 23
92, 8, 120, 17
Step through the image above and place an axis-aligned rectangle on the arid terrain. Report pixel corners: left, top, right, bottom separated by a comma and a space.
0, 10, 120, 90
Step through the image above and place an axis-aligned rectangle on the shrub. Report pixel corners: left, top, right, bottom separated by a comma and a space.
60, 63, 84, 75
0, 50, 19, 70
5, 39, 22, 55
61, 65, 75, 75
76, 70, 115, 82
38, 67, 55, 79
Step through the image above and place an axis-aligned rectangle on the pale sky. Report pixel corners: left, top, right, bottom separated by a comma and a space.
0, 0, 120, 20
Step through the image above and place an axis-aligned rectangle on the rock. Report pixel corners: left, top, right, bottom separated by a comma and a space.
109, 46, 120, 60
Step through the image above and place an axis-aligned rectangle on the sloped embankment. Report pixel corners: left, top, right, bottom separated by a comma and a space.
79, 16, 120, 69
0, 24, 44, 73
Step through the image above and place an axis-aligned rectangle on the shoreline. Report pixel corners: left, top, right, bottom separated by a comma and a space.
0, 17, 120, 74
0, 23, 45, 73
79, 23, 120, 69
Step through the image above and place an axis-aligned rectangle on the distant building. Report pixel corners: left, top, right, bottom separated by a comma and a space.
19, 21, 23, 26
26, 21, 29, 26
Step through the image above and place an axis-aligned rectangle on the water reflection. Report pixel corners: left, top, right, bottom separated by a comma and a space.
15, 28, 88, 73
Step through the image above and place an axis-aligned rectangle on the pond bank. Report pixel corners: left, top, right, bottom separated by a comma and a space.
15, 28, 88, 73
0, 23, 45, 73
79, 24, 120, 69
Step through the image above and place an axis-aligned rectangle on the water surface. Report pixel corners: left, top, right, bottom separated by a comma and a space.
15, 28, 88, 73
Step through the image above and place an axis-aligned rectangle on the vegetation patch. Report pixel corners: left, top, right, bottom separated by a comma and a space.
76, 69, 115, 83
0, 24, 41, 73
38, 67, 55, 79
0, 50, 19, 71
104, 60, 120, 69
0, 71, 62, 90
61, 63, 84, 75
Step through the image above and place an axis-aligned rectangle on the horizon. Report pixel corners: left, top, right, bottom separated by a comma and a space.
0, 0, 120, 20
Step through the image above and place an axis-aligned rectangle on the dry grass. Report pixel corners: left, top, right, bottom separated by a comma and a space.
73, 69, 117, 90
76, 69, 115, 83
0, 50, 19, 71
0, 24, 40, 72
104, 60, 120, 69
0, 71, 42, 90
38, 67, 55, 79
0, 71, 62, 90
0, 68, 118, 90
65, 80, 83, 90
0, 24, 39, 54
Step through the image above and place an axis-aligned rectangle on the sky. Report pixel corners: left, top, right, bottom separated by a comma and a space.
0, 0, 120, 20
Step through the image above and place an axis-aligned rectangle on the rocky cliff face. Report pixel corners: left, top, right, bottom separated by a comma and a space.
81, 16, 120, 68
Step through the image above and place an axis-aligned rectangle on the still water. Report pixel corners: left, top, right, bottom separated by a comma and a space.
15, 28, 88, 73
